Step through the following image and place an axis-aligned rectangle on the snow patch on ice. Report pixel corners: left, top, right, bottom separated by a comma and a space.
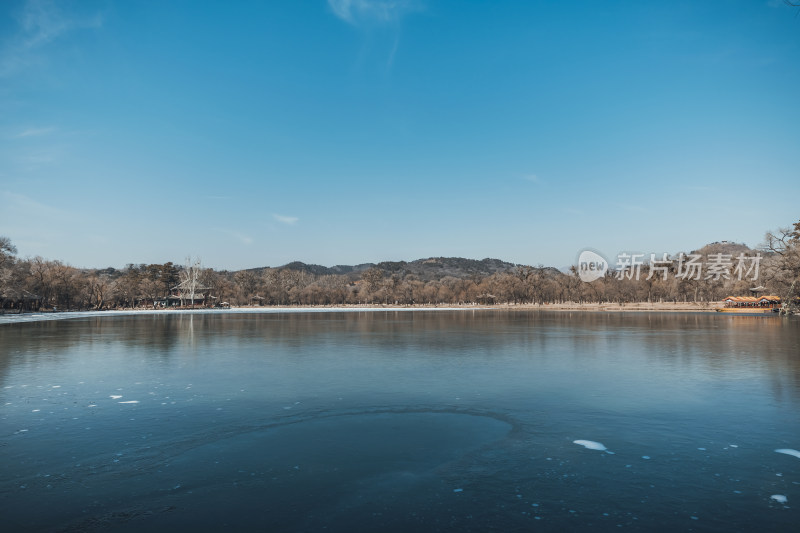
118, 400, 139, 404
574, 440, 613, 453
770, 495, 787, 504
775, 448, 800, 459
110, 395, 122, 399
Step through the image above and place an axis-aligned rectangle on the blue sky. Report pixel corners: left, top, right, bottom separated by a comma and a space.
1, 0, 798, 270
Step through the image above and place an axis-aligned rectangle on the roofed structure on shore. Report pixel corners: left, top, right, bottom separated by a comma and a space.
722, 295, 781, 308
151, 279, 214, 307
0, 289, 42, 313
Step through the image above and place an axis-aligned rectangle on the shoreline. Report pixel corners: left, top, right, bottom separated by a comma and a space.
1, 301, 769, 326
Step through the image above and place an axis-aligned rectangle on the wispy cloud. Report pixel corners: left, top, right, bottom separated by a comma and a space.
524, 173, 544, 184
327, 0, 423, 26
328, 0, 423, 71
19, 0, 75, 49
215, 228, 253, 245
15, 126, 55, 138
1, 190, 68, 218
1, 0, 103, 77
273, 213, 299, 225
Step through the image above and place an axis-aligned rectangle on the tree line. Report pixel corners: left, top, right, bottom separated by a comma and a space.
1, 219, 798, 312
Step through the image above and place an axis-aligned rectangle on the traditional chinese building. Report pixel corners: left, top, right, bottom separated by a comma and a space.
0, 289, 42, 313
720, 295, 781, 309
154, 280, 213, 307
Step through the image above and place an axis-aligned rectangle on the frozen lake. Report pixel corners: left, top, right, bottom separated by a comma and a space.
1, 310, 799, 531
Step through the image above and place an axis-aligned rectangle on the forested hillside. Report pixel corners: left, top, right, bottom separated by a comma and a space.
1, 220, 798, 311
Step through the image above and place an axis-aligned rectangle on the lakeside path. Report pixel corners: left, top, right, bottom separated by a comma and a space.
0, 302, 733, 325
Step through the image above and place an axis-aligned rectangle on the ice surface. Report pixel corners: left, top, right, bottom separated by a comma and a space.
775, 448, 800, 459
0, 306, 474, 325
770, 495, 787, 504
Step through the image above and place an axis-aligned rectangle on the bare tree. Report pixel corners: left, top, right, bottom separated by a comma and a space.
0, 236, 17, 268
181, 257, 203, 308
234, 270, 260, 302
0, 236, 18, 294
761, 220, 800, 313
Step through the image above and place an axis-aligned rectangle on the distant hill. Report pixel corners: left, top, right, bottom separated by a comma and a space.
376, 257, 520, 281
243, 257, 522, 281
691, 241, 755, 257
239, 242, 758, 281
